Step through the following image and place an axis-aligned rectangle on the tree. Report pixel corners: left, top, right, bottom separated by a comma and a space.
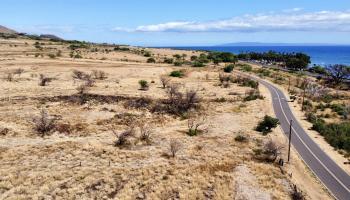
325, 64, 350, 87
286, 57, 309, 71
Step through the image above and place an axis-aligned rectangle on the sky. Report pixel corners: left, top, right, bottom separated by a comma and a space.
1, 0, 350, 46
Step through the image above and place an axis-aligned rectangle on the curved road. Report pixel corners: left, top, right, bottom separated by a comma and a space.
252, 75, 350, 200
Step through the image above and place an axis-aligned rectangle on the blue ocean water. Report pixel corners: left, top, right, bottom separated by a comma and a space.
169, 46, 350, 66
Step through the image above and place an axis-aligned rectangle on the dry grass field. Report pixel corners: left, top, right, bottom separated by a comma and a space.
0, 37, 332, 199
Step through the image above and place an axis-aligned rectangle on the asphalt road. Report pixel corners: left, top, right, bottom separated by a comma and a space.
254, 76, 350, 200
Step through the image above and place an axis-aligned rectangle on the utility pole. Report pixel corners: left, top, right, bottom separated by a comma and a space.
288, 119, 293, 162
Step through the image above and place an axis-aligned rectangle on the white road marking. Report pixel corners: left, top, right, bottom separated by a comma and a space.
270, 84, 350, 195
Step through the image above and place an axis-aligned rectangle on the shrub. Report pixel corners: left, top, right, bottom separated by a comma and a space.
113, 128, 135, 147
5, 73, 14, 82
147, 57, 156, 63
38, 74, 53, 86
190, 55, 198, 61
244, 89, 264, 101
192, 61, 205, 67
92, 70, 108, 80
290, 185, 305, 200
48, 54, 56, 59
187, 115, 207, 136
139, 80, 149, 90
232, 76, 259, 89
256, 68, 271, 77
173, 61, 183, 66
256, 115, 279, 135
262, 140, 283, 162
72, 70, 88, 80
143, 51, 152, 57
164, 57, 173, 64
223, 64, 234, 73
240, 64, 252, 72
169, 139, 182, 158
160, 75, 171, 88
235, 135, 248, 142
33, 109, 55, 136
13, 68, 24, 77
138, 123, 153, 143
218, 73, 232, 84
169, 70, 184, 78
302, 100, 313, 111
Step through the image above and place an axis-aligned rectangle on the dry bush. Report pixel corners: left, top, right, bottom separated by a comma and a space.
290, 185, 305, 200
76, 84, 90, 104
13, 68, 24, 77
5, 73, 14, 82
187, 113, 207, 136
169, 139, 182, 158
92, 70, 108, 80
55, 123, 72, 134
38, 74, 53, 86
0, 127, 10, 136
113, 127, 135, 147
160, 75, 171, 88
255, 140, 283, 162
138, 122, 153, 143
72, 70, 89, 80
153, 85, 200, 115
32, 109, 55, 136
124, 97, 153, 110
218, 73, 232, 84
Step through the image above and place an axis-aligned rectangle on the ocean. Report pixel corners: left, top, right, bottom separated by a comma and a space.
169, 46, 350, 66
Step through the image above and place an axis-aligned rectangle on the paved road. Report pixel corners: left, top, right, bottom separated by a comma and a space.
252, 76, 350, 200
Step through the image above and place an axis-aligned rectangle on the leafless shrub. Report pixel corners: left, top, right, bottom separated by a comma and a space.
187, 114, 207, 136
5, 73, 14, 82
138, 122, 153, 143
259, 140, 284, 162
72, 70, 89, 80
0, 127, 10, 136
169, 139, 182, 158
13, 68, 24, 77
124, 97, 153, 109
305, 83, 329, 101
113, 127, 135, 147
84, 74, 95, 87
76, 84, 90, 104
166, 83, 181, 103
219, 73, 232, 84
290, 185, 305, 200
92, 70, 108, 80
32, 109, 55, 136
38, 74, 53, 86
160, 75, 171, 88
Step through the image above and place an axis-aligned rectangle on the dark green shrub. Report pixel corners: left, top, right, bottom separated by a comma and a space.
164, 58, 173, 64
192, 61, 205, 67
330, 104, 346, 116
256, 115, 279, 135
235, 135, 248, 142
169, 70, 184, 78
244, 90, 264, 101
302, 100, 313, 111
223, 64, 234, 73
240, 64, 252, 72
174, 61, 183, 66
48, 54, 56, 59
144, 51, 151, 57
138, 80, 149, 90
147, 57, 156, 63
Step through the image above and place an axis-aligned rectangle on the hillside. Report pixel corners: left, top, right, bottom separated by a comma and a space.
0, 25, 17, 34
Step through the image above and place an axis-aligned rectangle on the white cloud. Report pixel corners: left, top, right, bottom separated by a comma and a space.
112, 10, 350, 33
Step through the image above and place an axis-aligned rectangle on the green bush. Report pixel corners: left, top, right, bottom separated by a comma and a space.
144, 51, 151, 57
240, 64, 252, 72
223, 64, 234, 73
169, 70, 184, 78
235, 135, 248, 142
138, 80, 149, 90
330, 104, 346, 116
147, 57, 156, 63
174, 61, 183, 66
192, 61, 205, 67
256, 68, 271, 77
164, 58, 173, 64
312, 121, 350, 152
256, 115, 279, 135
244, 90, 264, 101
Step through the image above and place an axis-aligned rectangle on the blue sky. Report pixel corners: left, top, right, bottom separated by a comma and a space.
1, 0, 350, 46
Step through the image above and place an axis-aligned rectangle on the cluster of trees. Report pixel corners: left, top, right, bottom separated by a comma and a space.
238, 51, 311, 70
